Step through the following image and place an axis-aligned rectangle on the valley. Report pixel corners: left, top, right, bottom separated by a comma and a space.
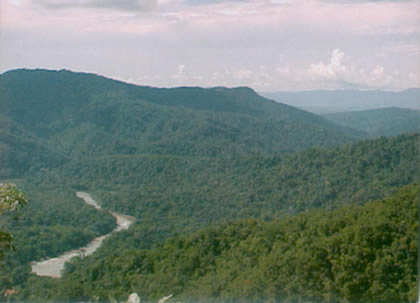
0, 69, 418, 303
31, 192, 135, 278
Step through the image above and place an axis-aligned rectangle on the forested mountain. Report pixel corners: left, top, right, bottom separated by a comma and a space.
0, 69, 418, 303
261, 89, 420, 114
0, 69, 362, 165
16, 184, 419, 303
322, 108, 420, 138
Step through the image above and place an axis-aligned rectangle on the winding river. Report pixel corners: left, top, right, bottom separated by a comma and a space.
31, 192, 135, 278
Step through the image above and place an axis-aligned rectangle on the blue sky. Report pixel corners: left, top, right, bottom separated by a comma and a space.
1, 0, 419, 91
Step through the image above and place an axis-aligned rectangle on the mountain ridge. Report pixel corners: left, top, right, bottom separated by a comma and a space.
0, 68, 363, 164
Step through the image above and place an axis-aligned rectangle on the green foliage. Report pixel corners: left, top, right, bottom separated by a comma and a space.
0, 184, 116, 294
0, 69, 418, 302
0, 184, 27, 262
37, 133, 418, 250
0, 184, 27, 214
0, 68, 361, 166
19, 185, 418, 303
0, 114, 66, 178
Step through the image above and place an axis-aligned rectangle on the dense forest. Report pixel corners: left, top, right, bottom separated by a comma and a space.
33, 133, 418, 244
0, 69, 418, 302
0, 184, 116, 293
0, 69, 363, 162
12, 184, 419, 303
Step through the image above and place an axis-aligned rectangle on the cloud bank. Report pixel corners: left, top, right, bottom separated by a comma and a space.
1, 0, 419, 90
35, 0, 159, 11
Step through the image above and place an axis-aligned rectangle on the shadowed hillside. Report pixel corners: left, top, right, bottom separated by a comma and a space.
0, 69, 362, 166
323, 107, 420, 138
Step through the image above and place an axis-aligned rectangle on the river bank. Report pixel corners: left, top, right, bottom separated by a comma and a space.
31, 192, 135, 278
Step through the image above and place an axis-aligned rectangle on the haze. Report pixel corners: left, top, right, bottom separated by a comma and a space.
1, 0, 419, 91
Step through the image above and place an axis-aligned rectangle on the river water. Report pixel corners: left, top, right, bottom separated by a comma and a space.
31, 192, 135, 278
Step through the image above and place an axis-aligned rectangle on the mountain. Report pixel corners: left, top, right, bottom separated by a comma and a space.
18, 184, 419, 303
261, 89, 420, 114
0, 69, 361, 169
322, 107, 420, 138
1, 69, 418, 302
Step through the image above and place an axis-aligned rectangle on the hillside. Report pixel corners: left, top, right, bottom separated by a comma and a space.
16, 184, 418, 303
323, 107, 420, 138
3, 132, 415, 302
0, 69, 361, 166
261, 89, 420, 114
31, 133, 419, 252
0, 69, 418, 303
0, 114, 65, 178
0, 184, 116, 292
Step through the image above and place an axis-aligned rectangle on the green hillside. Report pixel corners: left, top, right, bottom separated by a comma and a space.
47, 133, 418, 221
0, 69, 418, 303
17, 184, 418, 303
0, 69, 362, 164
323, 108, 420, 138
0, 184, 116, 291
26, 133, 417, 264
0, 114, 65, 178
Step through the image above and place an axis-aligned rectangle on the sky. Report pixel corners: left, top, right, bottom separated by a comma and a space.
1, 0, 419, 91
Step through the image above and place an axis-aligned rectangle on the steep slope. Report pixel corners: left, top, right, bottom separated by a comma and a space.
0, 184, 116, 292
0, 69, 361, 163
0, 114, 65, 178
18, 184, 418, 303
323, 107, 420, 138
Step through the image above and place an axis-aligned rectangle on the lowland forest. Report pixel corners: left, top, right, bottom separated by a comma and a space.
0, 69, 418, 303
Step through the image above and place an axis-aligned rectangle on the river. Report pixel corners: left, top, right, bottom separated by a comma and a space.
31, 192, 135, 278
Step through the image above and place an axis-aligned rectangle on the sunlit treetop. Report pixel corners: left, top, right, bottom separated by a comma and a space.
0, 183, 27, 214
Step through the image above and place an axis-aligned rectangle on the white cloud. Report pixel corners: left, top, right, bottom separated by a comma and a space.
235, 69, 252, 80
177, 64, 185, 75
307, 49, 346, 80
303, 48, 417, 89
171, 64, 186, 80
1, 0, 419, 90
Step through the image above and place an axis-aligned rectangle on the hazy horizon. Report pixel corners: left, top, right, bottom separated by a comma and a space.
1, 0, 419, 91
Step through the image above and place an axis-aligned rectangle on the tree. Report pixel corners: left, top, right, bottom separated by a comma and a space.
0, 184, 27, 260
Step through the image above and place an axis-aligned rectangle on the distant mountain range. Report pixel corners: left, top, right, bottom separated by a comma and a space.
323, 107, 420, 138
261, 89, 420, 114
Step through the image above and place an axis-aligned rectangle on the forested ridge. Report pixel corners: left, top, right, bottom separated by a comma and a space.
0, 69, 418, 302
0, 69, 362, 164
